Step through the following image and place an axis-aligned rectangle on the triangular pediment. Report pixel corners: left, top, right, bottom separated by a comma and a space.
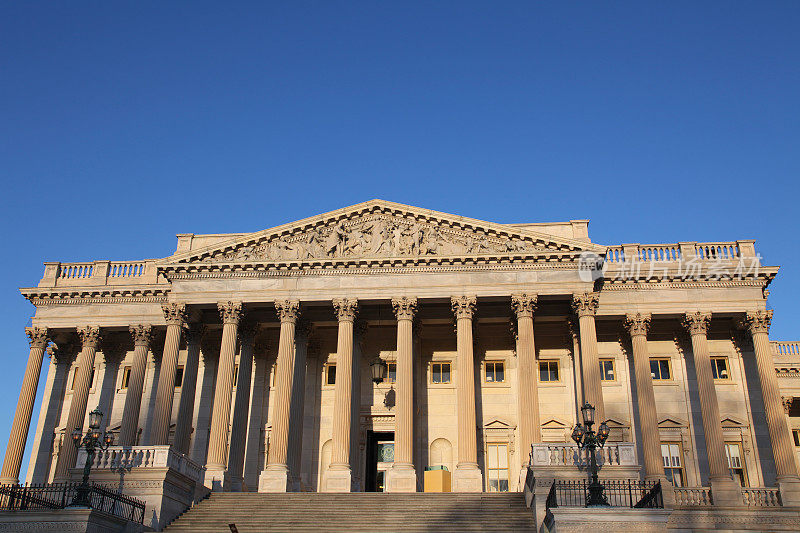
721, 416, 745, 428
484, 418, 516, 430
541, 418, 571, 429
161, 200, 604, 268
658, 417, 687, 428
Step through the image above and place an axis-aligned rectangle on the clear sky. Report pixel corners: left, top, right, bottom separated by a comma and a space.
1, 2, 798, 480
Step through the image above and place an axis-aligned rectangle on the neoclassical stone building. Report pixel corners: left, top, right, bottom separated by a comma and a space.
3, 200, 800, 526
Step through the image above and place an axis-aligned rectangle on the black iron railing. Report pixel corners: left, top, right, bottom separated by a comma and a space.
0, 482, 145, 523
548, 479, 663, 508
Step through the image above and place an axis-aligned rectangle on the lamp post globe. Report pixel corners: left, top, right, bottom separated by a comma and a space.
69, 407, 115, 508
573, 402, 610, 507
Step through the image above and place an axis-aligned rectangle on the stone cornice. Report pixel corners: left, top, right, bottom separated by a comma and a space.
20, 286, 169, 306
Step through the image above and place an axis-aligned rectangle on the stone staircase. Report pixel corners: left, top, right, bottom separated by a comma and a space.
164, 492, 537, 532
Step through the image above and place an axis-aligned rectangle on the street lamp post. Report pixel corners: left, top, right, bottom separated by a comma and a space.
571, 402, 611, 507
69, 408, 114, 507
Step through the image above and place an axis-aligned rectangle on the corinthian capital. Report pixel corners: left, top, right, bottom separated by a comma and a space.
333, 298, 358, 322
511, 294, 538, 319
218, 301, 244, 325
162, 303, 187, 326
682, 312, 711, 336
275, 300, 301, 323
624, 313, 652, 338
77, 326, 102, 349
782, 396, 794, 414
129, 324, 153, 347
742, 309, 773, 335
392, 297, 418, 321
25, 327, 50, 349
572, 293, 599, 317
451, 295, 477, 320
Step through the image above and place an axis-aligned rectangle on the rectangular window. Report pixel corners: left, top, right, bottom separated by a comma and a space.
431, 362, 451, 384
485, 361, 505, 383
793, 429, 800, 447
725, 442, 748, 487
599, 358, 615, 381
487, 443, 510, 492
711, 357, 730, 380
72, 366, 96, 390
650, 358, 672, 381
232, 364, 239, 387
120, 366, 131, 389
324, 364, 336, 386
386, 362, 397, 384
174, 366, 184, 388
539, 360, 559, 382
661, 442, 685, 487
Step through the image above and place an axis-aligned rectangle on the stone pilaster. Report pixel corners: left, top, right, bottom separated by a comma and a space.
387, 296, 418, 492
451, 296, 482, 492
54, 326, 100, 481
512, 294, 540, 473
150, 303, 187, 445
118, 325, 153, 446
682, 311, 743, 506
0, 327, 49, 484
323, 298, 358, 492
288, 320, 312, 492
261, 301, 300, 492
173, 324, 204, 456
624, 314, 666, 482
229, 321, 257, 491
742, 310, 800, 505
572, 293, 604, 422
205, 301, 243, 490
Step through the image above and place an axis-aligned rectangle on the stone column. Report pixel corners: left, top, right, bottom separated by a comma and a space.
228, 321, 257, 492
324, 298, 358, 492
387, 297, 418, 492
260, 301, 300, 492
567, 317, 584, 413
0, 328, 50, 484
624, 314, 666, 481
512, 294, 540, 474
173, 324, 204, 456
150, 303, 187, 445
54, 326, 100, 481
451, 296, 482, 492
572, 293, 604, 422
205, 301, 243, 490
743, 310, 800, 504
288, 320, 312, 492
682, 311, 743, 505
118, 325, 153, 446
26, 343, 71, 484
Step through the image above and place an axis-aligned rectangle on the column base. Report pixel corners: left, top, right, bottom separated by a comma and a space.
204, 466, 229, 492
322, 466, 352, 493
258, 465, 289, 493
453, 463, 482, 492
710, 477, 744, 506
386, 463, 417, 493
777, 477, 800, 507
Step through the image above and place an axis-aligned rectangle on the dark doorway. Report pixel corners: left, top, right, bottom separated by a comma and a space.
365, 431, 394, 492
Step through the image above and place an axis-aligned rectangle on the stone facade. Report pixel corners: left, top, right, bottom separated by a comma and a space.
4, 200, 800, 526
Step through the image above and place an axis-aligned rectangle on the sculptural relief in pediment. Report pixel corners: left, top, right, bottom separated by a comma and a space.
200, 214, 548, 263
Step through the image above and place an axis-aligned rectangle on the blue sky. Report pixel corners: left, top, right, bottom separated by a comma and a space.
1, 2, 798, 480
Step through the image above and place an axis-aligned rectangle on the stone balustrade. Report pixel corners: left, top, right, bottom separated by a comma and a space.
76, 445, 205, 484
742, 487, 782, 507
604, 240, 755, 264
38, 260, 161, 288
530, 443, 636, 467
673, 486, 713, 507
772, 341, 800, 356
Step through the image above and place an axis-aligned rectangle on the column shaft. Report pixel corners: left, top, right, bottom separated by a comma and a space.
1, 328, 49, 484
228, 322, 256, 491
512, 294, 539, 467
173, 325, 203, 456
54, 326, 100, 480
150, 304, 186, 445
573, 293, 604, 421
331, 308, 355, 467
267, 304, 299, 470
119, 325, 152, 446
625, 314, 665, 481
288, 322, 311, 491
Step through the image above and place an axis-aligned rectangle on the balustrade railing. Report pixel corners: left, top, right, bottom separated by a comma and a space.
742, 487, 781, 507
77, 445, 204, 483
673, 486, 713, 506
772, 341, 800, 357
38, 259, 160, 287
604, 241, 753, 264
530, 443, 636, 467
